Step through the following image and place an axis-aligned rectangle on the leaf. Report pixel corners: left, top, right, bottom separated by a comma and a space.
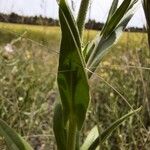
80, 126, 99, 150
76, 0, 90, 37
58, 0, 90, 130
87, 11, 135, 74
85, 0, 139, 77
53, 103, 67, 150
143, 0, 150, 47
87, 107, 141, 150
105, 0, 119, 25
101, 0, 137, 37
0, 119, 33, 150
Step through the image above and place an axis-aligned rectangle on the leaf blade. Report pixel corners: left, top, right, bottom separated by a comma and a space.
0, 119, 33, 150
105, 0, 119, 25
53, 103, 67, 150
80, 126, 99, 150
88, 107, 141, 150
85, 0, 139, 77
58, 0, 90, 130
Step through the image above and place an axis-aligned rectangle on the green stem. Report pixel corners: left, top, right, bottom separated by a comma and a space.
143, 0, 150, 49
77, 0, 90, 38
67, 116, 77, 150
75, 131, 80, 150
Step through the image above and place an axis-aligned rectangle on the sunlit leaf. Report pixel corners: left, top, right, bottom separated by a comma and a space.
80, 126, 99, 150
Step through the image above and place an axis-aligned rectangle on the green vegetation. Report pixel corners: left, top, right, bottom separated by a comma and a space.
0, 23, 149, 149
0, 22, 147, 51
0, 0, 150, 149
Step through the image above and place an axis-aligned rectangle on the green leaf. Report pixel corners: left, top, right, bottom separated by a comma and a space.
87, 107, 141, 150
143, 0, 150, 47
58, 0, 90, 130
0, 119, 33, 150
101, 0, 137, 37
87, 12, 134, 75
53, 103, 67, 150
105, 0, 119, 24
76, 0, 90, 37
85, 0, 139, 77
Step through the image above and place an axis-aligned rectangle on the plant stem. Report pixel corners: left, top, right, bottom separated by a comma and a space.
77, 0, 90, 38
67, 116, 77, 150
143, 0, 150, 49
75, 131, 80, 150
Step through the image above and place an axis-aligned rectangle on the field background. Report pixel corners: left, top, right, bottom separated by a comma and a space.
0, 22, 150, 149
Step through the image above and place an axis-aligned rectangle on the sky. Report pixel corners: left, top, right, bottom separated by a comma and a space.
0, 0, 146, 27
